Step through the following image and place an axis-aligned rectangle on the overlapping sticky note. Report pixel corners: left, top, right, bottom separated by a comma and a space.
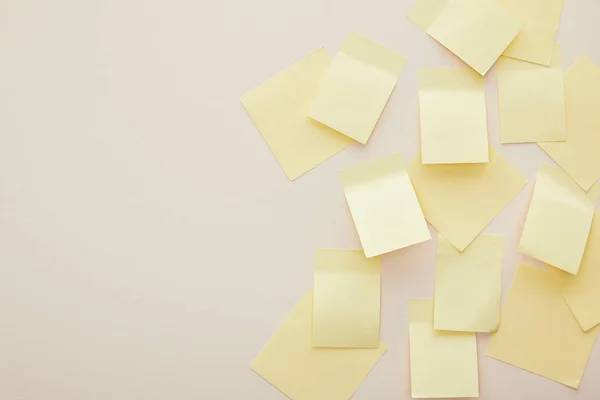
408, 146, 527, 251
308, 31, 407, 144
339, 153, 430, 257
252, 290, 386, 400
498, 46, 566, 143
241, 49, 353, 180
434, 233, 503, 332
418, 68, 488, 164
409, 299, 479, 398
312, 249, 381, 348
487, 264, 599, 389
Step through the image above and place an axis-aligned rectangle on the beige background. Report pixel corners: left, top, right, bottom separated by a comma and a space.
0, 0, 599, 399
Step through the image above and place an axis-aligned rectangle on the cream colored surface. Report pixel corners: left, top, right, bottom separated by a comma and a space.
312, 249, 381, 348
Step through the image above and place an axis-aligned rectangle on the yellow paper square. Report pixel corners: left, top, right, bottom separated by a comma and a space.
407, 146, 527, 251
307, 31, 407, 144
498, 46, 566, 143
426, 0, 521, 75
241, 49, 353, 180
339, 153, 430, 257
518, 164, 597, 275
418, 68, 488, 164
409, 299, 479, 398
486, 264, 599, 389
251, 290, 386, 400
312, 249, 381, 348
434, 233, 503, 332
539, 56, 600, 190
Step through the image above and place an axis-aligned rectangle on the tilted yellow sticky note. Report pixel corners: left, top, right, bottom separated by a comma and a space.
251, 289, 386, 400
241, 49, 353, 180
407, 146, 527, 251
339, 153, 430, 257
498, 0, 564, 66
308, 31, 407, 144
486, 264, 599, 389
418, 68, 488, 164
312, 249, 381, 348
434, 233, 503, 332
409, 299, 479, 398
498, 46, 566, 143
518, 164, 598, 275
539, 56, 600, 191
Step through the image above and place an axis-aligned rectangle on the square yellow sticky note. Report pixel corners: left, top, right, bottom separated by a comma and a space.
498, 0, 564, 66
518, 164, 597, 275
486, 264, 599, 389
419, 68, 488, 164
312, 249, 381, 348
498, 46, 566, 143
434, 233, 503, 332
241, 49, 353, 180
340, 153, 431, 257
308, 31, 407, 144
426, 0, 521, 75
539, 56, 600, 191
409, 299, 479, 398
408, 146, 527, 251
251, 290, 386, 400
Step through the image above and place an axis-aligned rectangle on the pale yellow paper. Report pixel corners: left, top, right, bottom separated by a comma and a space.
312, 249, 381, 348
251, 290, 386, 400
340, 153, 430, 257
308, 31, 407, 144
434, 233, 503, 332
419, 68, 488, 164
409, 299, 479, 398
426, 0, 521, 75
486, 264, 599, 389
498, 0, 564, 66
540, 56, 600, 190
241, 49, 353, 180
498, 46, 566, 143
518, 164, 598, 275
407, 146, 527, 251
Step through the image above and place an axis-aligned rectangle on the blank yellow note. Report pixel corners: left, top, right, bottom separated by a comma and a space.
419, 68, 488, 164
486, 264, 599, 389
518, 164, 598, 275
241, 49, 353, 180
409, 299, 479, 398
498, 0, 564, 66
498, 46, 566, 143
339, 153, 430, 257
434, 233, 503, 332
307, 31, 407, 144
407, 146, 527, 251
312, 249, 381, 349
251, 290, 386, 400
539, 56, 600, 191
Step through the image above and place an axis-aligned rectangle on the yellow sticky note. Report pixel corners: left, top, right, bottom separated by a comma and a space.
539, 56, 600, 191
409, 299, 479, 398
339, 153, 430, 257
434, 233, 503, 332
312, 249, 381, 348
241, 49, 353, 180
498, 45, 566, 143
251, 289, 386, 400
486, 264, 599, 389
307, 31, 407, 144
518, 164, 597, 275
498, 0, 564, 66
425, 0, 521, 75
418, 68, 488, 164
407, 146, 527, 251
